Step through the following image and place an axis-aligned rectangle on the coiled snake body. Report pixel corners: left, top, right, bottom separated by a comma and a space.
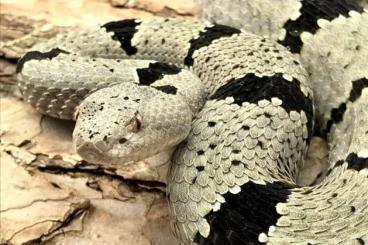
16, 0, 368, 244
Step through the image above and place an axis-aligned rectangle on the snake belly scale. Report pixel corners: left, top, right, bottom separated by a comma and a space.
16, 1, 368, 244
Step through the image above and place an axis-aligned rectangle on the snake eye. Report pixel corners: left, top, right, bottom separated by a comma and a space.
130, 111, 143, 132
135, 117, 142, 130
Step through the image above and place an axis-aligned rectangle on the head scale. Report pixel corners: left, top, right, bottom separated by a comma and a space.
73, 83, 192, 165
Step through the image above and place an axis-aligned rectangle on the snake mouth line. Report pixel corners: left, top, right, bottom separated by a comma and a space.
75, 141, 106, 162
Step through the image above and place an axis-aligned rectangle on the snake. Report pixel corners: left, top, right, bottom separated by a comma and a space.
15, 0, 368, 244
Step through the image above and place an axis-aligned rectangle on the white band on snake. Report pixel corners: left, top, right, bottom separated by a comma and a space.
16, 0, 368, 244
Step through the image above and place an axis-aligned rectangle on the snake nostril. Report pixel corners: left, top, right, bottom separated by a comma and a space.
119, 138, 127, 144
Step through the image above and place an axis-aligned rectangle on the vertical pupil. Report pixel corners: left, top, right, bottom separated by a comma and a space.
136, 118, 141, 130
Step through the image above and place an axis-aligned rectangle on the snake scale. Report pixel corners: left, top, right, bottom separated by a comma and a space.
15, 0, 368, 244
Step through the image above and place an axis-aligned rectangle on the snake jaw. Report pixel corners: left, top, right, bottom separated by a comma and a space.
74, 124, 140, 164
74, 140, 105, 163
94, 139, 111, 152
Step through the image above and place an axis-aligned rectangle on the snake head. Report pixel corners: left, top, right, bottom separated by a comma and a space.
73, 83, 192, 165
